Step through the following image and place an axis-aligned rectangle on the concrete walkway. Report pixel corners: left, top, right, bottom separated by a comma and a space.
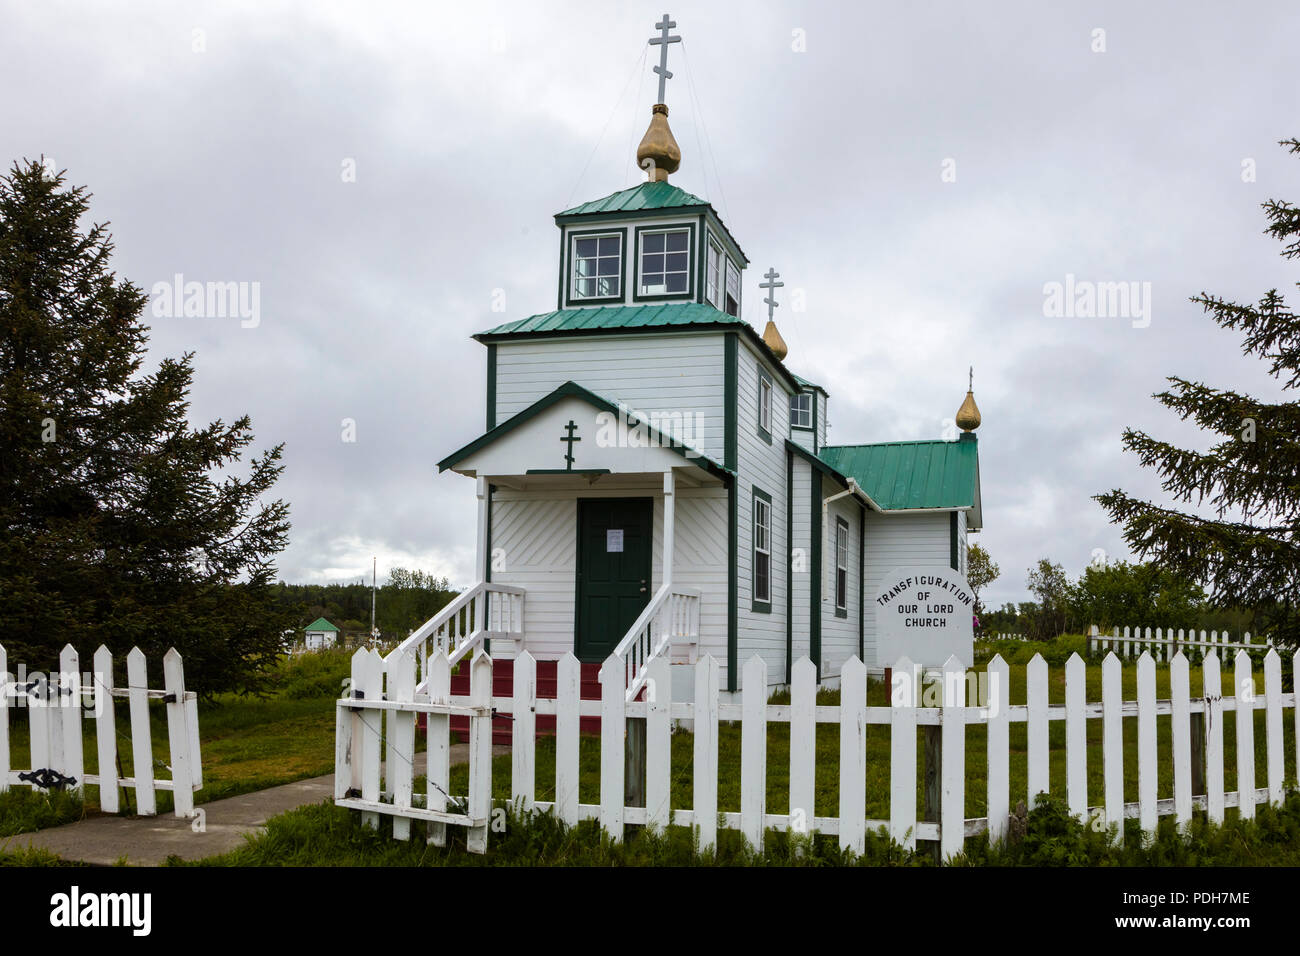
4, 744, 509, 866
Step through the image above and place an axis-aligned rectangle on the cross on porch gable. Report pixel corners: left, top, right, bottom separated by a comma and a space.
560, 419, 581, 470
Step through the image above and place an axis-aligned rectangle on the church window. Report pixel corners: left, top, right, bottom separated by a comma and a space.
752, 489, 772, 609
835, 517, 849, 615
706, 241, 723, 307
725, 259, 741, 316
572, 233, 622, 299
757, 368, 773, 441
790, 392, 813, 428
639, 228, 690, 295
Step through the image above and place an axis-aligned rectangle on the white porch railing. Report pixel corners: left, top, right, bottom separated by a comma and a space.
613, 585, 700, 702
386, 582, 525, 692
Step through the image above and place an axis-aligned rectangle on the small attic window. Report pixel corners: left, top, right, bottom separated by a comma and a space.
572, 233, 622, 299
724, 260, 740, 316
639, 228, 690, 296
790, 392, 813, 428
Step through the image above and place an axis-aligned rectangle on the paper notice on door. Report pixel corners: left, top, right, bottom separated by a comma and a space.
606, 529, 624, 553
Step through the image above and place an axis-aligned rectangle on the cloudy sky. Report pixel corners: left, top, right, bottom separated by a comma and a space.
5, 0, 1298, 608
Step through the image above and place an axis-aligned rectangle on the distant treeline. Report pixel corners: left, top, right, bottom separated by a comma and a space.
272, 567, 461, 641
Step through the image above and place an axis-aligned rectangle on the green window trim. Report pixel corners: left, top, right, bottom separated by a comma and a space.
809, 471, 822, 676
751, 486, 773, 613
563, 226, 628, 309
485, 343, 497, 431
756, 366, 773, 445
834, 515, 849, 618
785, 449, 794, 683
950, 511, 959, 571
632, 222, 697, 303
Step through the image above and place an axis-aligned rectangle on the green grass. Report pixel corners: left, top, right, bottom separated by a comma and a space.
172, 790, 1300, 867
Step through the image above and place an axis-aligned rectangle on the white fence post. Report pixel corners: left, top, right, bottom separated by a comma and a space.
425, 651, 451, 847
162, 648, 195, 819
839, 656, 867, 856
939, 655, 965, 861
1170, 651, 1191, 829
985, 654, 1009, 845
1234, 650, 1256, 821
890, 656, 918, 851
555, 653, 581, 827
126, 647, 156, 817
790, 657, 816, 835
466, 651, 493, 853
1065, 654, 1086, 819
1026, 654, 1048, 805
599, 654, 625, 842
693, 654, 719, 853
58, 645, 84, 797
92, 646, 117, 813
1102, 652, 1123, 845
645, 655, 672, 831
511, 650, 537, 814
1136, 652, 1157, 836
1204, 652, 1225, 824
1264, 649, 1283, 807
387, 649, 416, 840
740, 655, 767, 852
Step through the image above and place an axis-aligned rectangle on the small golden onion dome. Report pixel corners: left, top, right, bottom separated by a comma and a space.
956, 389, 981, 432
762, 320, 788, 361
636, 104, 681, 182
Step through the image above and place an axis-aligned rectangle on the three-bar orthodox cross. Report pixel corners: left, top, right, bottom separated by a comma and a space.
759, 267, 784, 322
649, 14, 681, 105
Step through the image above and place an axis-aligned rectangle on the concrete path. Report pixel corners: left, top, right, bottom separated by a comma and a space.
4, 744, 509, 866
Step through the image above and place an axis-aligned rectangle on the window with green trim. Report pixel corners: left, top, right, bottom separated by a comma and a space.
790, 392, 812, 428
639, 228, 690, 295
705, 241, 723, 308
835, 517, 849, 616
572, 233, 622, 299
724, 259, 741, 316
753, 490, 772, 610
757, 369, 772, 441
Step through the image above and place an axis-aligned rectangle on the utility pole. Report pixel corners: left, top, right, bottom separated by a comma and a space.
371, 555, 377, 640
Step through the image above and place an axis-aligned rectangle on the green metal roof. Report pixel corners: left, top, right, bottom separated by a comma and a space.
478, 302, 744, 338
557, 181, 709, 217
304, 617, 339, 632
819, 436, 979, 511
791, 372, 828, 395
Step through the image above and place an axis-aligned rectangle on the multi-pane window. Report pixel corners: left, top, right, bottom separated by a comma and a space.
724, 260, 740, 316
753, 493, 772, 606
835, 518, 849, 612
790, 392, 813, 428
572, 234, 621, 299
758, 374, 772, 436
640, 229, 690, 295
705, 242, 723, 308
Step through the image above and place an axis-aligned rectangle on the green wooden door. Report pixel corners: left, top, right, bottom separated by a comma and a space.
575, 497, 654, 663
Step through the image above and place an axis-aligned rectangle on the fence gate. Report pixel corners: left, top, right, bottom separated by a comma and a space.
0, 643, 203, 818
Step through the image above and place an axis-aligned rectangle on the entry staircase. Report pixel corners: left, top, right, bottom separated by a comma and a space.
383, 579, 701, 742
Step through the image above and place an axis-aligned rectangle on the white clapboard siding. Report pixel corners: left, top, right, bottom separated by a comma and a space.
338, 648, 1300, 860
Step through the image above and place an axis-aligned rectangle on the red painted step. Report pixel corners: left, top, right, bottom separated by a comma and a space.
439, 659, 604, 744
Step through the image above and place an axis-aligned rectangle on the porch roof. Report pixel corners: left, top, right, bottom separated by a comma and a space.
437, 381, 732, 483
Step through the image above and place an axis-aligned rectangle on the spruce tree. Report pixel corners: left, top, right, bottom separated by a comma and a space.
0, 159, 292, 693
1096, 138, 1300, 646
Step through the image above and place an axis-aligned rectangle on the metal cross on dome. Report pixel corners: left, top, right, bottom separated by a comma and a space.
759, 267, 784, 322
649, 14, 681, 105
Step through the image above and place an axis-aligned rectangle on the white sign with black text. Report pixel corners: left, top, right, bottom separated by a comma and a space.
874, 565, 974, 668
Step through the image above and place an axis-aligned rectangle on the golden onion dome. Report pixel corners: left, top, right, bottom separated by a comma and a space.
636, 104, 681, 182
762, 320, 788, 361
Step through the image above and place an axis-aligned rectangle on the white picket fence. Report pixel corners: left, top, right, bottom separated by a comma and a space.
1089, 625, 1270, 661
337, 645, 1299, 860
0, 644, 202, 817
991, 633, 1028, 642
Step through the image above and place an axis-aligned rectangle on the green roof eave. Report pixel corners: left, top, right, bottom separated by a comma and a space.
791, 373, 829, 396
473, 304, 802, 394
818, 434, 980, 515
438, 380, 733, 484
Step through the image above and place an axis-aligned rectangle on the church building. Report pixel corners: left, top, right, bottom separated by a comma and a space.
432, 17, 983, 700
